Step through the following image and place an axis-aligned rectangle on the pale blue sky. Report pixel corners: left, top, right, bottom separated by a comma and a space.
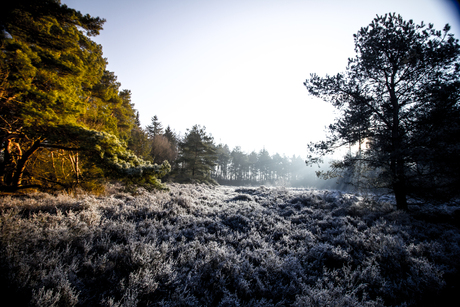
63, 0, 460, 157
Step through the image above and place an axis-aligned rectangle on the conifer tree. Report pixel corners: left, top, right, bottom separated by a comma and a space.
146, 115, 163, 139
164, 126, 178, 147
0, 0, 169, 191
304, 14, 460, 209
215, 144, 231, 181
248, 151, 259, 182
176, 125, 217, 184
256, 149, 272, 182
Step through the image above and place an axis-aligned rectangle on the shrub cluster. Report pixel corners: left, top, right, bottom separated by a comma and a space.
0, 184, 459, 306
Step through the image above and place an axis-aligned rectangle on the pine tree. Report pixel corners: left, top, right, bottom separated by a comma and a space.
164, 126, 178, 147
0, 0, 169, 191
304, 13, 460, 209
0, 0, 104, 190
146, 115, 163, 139
257, 149, 272, 182
176, 125, 217, 184
230, 147, 248, 182
215, 144, 231, 181
248, 151, 259, 182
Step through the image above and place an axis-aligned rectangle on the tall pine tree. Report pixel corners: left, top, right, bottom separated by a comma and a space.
304, 14, 460, 209
0, 0, 169, 191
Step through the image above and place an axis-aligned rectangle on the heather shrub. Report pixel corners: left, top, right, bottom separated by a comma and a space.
1, 184, 459, 306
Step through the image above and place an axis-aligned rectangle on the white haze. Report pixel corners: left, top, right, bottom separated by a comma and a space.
63, 0, 460, 157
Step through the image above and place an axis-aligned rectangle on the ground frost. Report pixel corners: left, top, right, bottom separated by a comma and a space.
1, 184, 459, 306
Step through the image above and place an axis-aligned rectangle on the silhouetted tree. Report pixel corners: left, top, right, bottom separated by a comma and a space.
408, 82, 460, 199
146, 115, 163, 139
304, 13, 460, 209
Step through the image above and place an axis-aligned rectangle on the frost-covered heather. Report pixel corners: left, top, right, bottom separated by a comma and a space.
1, 184, 459, 306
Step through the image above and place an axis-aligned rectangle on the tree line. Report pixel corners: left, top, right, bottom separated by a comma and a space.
127, 115, 331, 187
213, 145, 322, 186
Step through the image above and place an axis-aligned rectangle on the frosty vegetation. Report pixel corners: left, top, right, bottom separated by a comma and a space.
1, 184, 459, 306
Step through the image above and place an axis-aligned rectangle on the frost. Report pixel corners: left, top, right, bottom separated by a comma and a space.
0, 184, 459, 306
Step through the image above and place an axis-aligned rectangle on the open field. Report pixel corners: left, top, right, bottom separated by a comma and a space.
1, 184, 459, 306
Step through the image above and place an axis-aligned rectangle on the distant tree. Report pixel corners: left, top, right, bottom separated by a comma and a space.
146, 115, 163, 139
304, 13, 460, 209
272, 153, 289, 182
290, 155, 306, 182
230, 147, 249, 181
257, 149, 272, 182
146, 115, 176, 165
150, 135, 177, 165
248, 151, 259, 182
163, 125, 179, 166
215, 144, 231, 181
176, 125, 217, 184
164, 126, 178, 148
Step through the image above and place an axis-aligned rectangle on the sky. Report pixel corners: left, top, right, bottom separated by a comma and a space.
62, 0, 460, 158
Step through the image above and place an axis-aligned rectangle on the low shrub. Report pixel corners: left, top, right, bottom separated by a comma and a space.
0, 184, 459, 306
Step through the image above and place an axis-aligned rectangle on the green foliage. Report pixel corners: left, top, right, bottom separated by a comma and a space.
127, 113, 152, 160
1, 0, 106, 128
81, 70, 136, 141
175, 125, 217, 184
304, 13, 460, 209
59, 125, 171, 188
146, 115, 163, 139
0, 0, 168, 192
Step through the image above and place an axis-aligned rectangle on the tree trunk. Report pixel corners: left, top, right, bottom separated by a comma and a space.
10, 140, 42, 189
389, 74, 408, 210
393, 177, 408, 210
0, 138, 14, 185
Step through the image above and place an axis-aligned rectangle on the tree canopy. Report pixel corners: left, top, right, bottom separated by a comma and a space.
175, 125, 217, 184
0, 0, 170, 192
304, 13, 460, 209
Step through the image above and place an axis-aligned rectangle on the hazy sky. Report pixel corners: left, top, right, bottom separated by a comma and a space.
62, 0, 460, 157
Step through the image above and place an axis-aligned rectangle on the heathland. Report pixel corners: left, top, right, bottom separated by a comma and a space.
1, 184, 459, 306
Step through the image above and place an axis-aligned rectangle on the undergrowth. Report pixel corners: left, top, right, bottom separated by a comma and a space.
0, 184, 459, 306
